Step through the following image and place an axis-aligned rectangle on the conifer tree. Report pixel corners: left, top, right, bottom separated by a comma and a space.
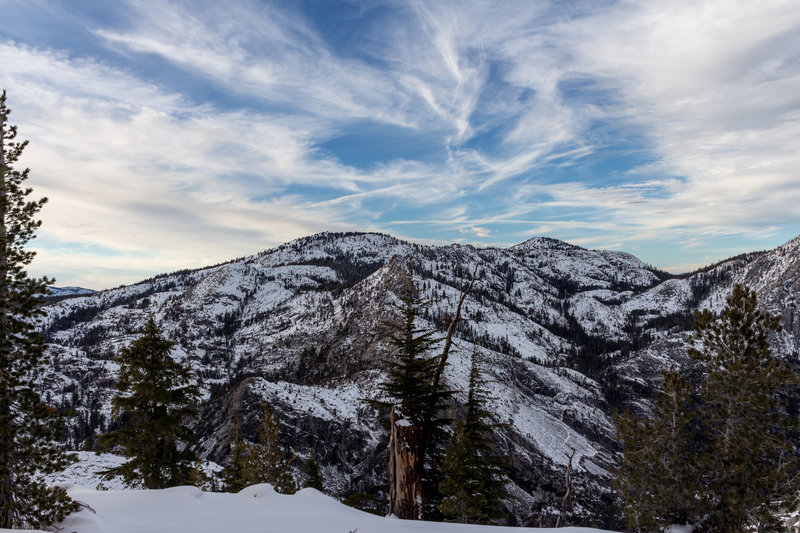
614, 369, 698, 532
99, 317, 200, 489
303, 455, 324, 491
372, 274, 452, 519
614, 285, 800, 532
439, 348, 509, 524
376, 277, 444, 428
689, 284, 799, 532
223, 421, 248, 493
223, 402, 296, 494
0, 89, 74, 529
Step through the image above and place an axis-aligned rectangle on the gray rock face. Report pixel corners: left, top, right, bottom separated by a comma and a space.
40, 231, 800, 527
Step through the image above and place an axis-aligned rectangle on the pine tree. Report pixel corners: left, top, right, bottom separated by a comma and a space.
372, 274, 452, 519
223, 421, 248, 493
376, 277, 444, 428
0, 89, 74, 529
439, 348, 509, 524
689, 284, 799, 532
614, 369, 699, 532
223, 402, 296, 494
99, 317, 200, 489
303, 455, 324, 491
614, 285, 800, 532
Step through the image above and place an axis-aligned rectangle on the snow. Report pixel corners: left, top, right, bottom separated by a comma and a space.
45, 452, 223, 492
48, 286, 95, 297
248, 377, 368, 424
3, 451, 619, 533
48, 451, 130, 490
3, 484, 616, 533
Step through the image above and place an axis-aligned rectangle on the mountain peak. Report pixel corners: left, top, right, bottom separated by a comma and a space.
512, 236, 580, 251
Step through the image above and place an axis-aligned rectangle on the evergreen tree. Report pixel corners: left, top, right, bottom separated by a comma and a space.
689, 284, 799, 532
303, 455, 324, 491
372, 274, 452, 518
614, 285, 800, 532
223, 402, 296, 494
222, 421, 248, 493
376, 277, 444, 428
439, 348, 509, 524
0, 89, 74, 529
614, 369, 698, 532
99, 317, 200, 489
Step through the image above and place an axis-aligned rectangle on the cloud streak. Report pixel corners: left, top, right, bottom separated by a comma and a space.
1, 0, 799, 286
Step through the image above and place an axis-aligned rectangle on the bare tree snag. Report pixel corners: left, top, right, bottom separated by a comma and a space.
388, 406, 422, 520
419, 263, 480, 464
432, 262, 480, 391
555, 448, 575, 528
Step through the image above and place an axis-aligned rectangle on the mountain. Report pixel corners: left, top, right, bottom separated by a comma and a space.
47, 286, 96, 298
38, 231, 800, 527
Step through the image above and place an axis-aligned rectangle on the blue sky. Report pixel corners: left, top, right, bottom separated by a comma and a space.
1, 0, 799, 289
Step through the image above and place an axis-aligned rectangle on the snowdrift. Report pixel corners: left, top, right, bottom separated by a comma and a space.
2, 484, 616, 533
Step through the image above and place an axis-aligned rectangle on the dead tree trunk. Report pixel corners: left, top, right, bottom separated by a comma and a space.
431, 262, 479, 391
388, 406, 423, 520
418, 263, 479, 463
555, 449, 575, 528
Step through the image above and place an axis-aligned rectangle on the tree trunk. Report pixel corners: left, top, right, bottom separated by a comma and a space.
388, 406, 422, 520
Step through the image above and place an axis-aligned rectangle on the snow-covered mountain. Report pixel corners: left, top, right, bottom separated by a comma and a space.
47, 286, 95, 298
38, 231, 800, 527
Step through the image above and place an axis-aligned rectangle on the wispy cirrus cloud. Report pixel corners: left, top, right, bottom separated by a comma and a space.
1, 0, 799, 286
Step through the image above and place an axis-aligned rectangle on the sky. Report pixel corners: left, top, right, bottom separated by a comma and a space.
1, 0, 799, 289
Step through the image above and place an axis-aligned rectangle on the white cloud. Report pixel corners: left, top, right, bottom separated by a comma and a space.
546, 0, 800, 234
1, 42, 364, 286
92, 1, 420, 128
3, 0, 800, 286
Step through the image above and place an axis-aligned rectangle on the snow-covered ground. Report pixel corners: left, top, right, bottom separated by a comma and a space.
2, 451, 615, 533
4, 484, 615, 533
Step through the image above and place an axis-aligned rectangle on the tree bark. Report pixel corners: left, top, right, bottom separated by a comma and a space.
388, 406, 422, 520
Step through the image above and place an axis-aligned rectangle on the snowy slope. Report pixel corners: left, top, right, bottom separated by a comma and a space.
1, 485, 616, 533
25, 450, 614, 533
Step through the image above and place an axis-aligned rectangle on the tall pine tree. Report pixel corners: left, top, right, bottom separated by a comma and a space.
439, 348, 509, 524
223, 402, 296, 494
99, 317, 200, 489
372, 272, 452, 519
614, 369, 698, 532
614, 285, 800, 532
0, 90, 74, 529
376, 276, 444, 428
689, 284, 800, 532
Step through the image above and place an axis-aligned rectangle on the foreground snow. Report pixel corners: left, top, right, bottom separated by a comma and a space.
3, 484, 615, 533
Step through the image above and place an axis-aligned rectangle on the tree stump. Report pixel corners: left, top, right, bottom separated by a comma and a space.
388, 406, 422, 520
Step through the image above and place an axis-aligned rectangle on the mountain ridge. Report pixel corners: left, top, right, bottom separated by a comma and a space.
39, 231, 800, 527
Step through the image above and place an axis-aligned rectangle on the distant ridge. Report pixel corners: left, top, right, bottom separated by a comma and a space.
47, 286, 95, 298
